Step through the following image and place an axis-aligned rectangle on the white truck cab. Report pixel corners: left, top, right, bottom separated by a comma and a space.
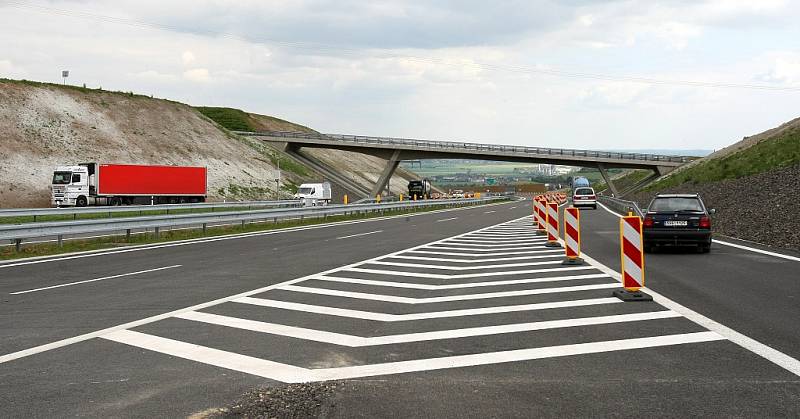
293, 182, 332, 206
51, 165, 91, 207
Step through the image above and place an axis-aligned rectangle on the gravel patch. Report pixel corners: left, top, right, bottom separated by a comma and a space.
627, 164, 800, 251
193, 382, 341, 419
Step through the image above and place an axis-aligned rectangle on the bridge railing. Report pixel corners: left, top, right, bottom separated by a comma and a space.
237, 131, 691, 164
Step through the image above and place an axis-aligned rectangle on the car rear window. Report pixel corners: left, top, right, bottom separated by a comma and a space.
649, 197, 703, 212
574, 188, 594, 195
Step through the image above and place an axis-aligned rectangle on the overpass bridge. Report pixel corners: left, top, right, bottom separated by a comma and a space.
235, 131, 693, 198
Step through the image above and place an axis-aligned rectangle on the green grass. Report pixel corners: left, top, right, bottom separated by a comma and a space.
195, 107, 255, 131
647, 126, 800, 190
0, 201, 491, 260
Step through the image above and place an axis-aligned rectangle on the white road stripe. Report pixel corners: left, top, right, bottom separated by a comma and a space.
102, 329, 723, 383
176, 310, 681, 347
405, 249, 563, 257
436, 217, 459, 222
444, 238, 546, 244
386, 254, 562, 263
425, 245, 548, 252
366, 259, 562, 271
9, 265, 182, 295
436, 242, 545, 248
337, 230, 383, 240
277, 282, 619, 303
234, 296, 623, 321
310, 272, 611, 290
345, 266, 595, 279
484, 210, 497, 214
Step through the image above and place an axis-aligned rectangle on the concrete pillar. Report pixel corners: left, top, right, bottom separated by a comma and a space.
596, 163, 620, 197
370, 149, 402, 197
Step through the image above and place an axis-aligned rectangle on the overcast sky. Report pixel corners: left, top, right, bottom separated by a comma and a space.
2, 0, 799, 151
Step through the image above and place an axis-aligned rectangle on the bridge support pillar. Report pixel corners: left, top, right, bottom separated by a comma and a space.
597, 163, 620, 197
371, 149, 402, 197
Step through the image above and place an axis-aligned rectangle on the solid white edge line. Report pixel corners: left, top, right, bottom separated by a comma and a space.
9, 265, 183, 295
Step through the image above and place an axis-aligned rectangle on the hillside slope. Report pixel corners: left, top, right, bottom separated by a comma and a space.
629, 117, 800, 250
0, 80, 419, 207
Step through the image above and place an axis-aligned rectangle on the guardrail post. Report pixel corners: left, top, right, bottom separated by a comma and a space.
154, 227, 160, 239
126, 229, 131, 241
241, 220, 246, 229
33, 215, 37, 222
57, 235, 63, 248
202, 223, 207, 234
14, 238, 22, 252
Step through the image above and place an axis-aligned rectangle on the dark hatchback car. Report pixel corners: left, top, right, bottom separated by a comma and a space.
643, 194, 714, 253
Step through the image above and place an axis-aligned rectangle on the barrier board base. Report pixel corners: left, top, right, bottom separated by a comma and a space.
545, 241, 562, 248
612, 289, 653, 302
535, 230, 547, 236
561, 257, 585, 266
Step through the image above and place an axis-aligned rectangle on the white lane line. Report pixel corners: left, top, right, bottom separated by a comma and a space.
484, 210, 497, 214
176, 310, 681, 347
345, 266, 595, 279
713, 239, 800, 263
366, 259, 562, 270
103, 329, 723, 383
436, 217, 459, 222
310, 272, 611, 290
235, 296, 623, 321
337, 230, 383, 240
597, 201, 799, 263
386, 254, 563, 263
405, 249, 563, 257
9, 265, 182, 295
509, 207, 517, 210
0, 199, 514, 270
277, 282, 619, 303
0, 212, 526, 365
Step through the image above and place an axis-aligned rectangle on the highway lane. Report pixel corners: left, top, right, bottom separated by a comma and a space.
0, 200, 524, 355
1, 199, 798, 418
573, 203, 800, 362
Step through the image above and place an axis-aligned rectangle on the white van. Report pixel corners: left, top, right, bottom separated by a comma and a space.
294, 182, 332, 205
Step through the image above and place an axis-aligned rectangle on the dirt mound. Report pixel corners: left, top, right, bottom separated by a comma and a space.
627, 164, 800, 251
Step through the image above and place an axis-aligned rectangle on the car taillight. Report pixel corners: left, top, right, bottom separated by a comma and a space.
643, 216, 654, 228
699, 216, 711, 228
588, 195, 596, 199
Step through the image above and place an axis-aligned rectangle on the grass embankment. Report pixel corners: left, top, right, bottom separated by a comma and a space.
0, 201, 491, 260
195, 106, 311, 177
647, 126, 800, 190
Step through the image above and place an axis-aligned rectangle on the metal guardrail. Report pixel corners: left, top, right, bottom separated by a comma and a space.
0, 200, 301, 220
237, 130, 691, 164
0, 197, 501, 248
597, 195, 644, 218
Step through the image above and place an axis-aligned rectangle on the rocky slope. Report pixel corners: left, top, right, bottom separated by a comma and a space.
0, 79, 418, 207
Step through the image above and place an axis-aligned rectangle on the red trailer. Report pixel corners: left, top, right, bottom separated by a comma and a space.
51, 162, 207, 206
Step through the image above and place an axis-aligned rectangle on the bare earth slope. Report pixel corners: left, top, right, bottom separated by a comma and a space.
0, 80, 421, 207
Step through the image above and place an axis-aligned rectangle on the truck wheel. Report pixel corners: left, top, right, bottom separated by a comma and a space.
110, 197, 122, 206
76, 196, 88, 207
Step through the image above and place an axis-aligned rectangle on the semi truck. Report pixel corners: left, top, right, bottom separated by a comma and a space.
407, 179, 432, 199
51, 163, 207, 207
293, 182, 332, 205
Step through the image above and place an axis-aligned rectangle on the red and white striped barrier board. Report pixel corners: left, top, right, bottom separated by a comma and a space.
564, 207, 581, 259
620, 215, 645, 290
545, 201, 560, 247
535, 197, 546, 232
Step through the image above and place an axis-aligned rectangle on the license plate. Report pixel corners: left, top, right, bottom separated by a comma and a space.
664, 220, 687, 226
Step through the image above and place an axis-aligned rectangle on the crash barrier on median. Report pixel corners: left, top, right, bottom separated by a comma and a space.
562, 207, 584, 265
0, 199, 301, 221
596, 195, 644, 217
1, 197, 502, 252
545, 201, 561, 248
613, 214, 652, 301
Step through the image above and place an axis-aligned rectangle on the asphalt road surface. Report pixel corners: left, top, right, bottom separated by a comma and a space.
1, 198, 798, 418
